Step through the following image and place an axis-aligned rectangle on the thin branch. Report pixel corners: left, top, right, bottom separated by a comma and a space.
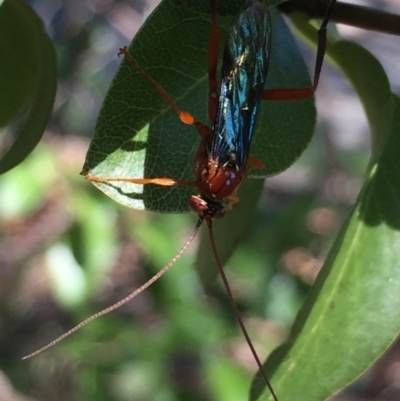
279, 0, 400, 37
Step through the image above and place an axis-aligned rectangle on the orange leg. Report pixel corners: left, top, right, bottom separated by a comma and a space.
118, 2, 222, 136
85, 172, 197, 188
248, 155, 264, 169
118, 47, 212, 138
262, 0, 336, 101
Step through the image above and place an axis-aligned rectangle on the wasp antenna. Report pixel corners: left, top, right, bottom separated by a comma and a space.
22, 219, 203, 361
205, 219, 279, 401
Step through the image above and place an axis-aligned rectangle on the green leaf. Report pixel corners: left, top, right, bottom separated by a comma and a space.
83, 1, 315, 213
251, 39, 399, 401
0, 0, 36, 127
0, 0, 57, 174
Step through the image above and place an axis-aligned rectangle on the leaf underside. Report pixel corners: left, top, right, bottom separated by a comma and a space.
83, 0, 315, 213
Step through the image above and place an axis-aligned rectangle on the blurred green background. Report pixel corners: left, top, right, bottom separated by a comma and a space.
1, 0, 400, 400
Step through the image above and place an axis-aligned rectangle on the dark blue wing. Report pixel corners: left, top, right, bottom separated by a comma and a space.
210, 0, 271, 168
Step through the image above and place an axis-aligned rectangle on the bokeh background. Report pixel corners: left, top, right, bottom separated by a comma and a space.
1, 0, 400, 400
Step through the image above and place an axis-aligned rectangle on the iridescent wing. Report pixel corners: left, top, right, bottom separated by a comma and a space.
211, 0, 271, 168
